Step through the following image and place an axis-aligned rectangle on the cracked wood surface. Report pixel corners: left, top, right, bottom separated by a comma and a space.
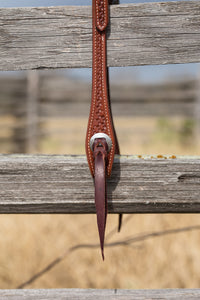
0, 289, 200, 299
0, 1, 200, 70
0, 155, 199, 214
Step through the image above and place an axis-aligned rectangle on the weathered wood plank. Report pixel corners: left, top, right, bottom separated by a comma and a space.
0, 289, 200, 299
0, 74, 197, 117
40, 76, 197, 103
0, 155, 199, 214
40, 101, 195, 118
0, 75, 197, 154
1, 1, 200, 70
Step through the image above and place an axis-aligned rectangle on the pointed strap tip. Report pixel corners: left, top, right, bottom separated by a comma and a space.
118, 213, 123, 232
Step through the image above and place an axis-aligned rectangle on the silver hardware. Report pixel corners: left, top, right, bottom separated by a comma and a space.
90, 133, 112, 152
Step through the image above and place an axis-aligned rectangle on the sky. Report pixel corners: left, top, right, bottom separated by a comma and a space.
0, 0, 198, 83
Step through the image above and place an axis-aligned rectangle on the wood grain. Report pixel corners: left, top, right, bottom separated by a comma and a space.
0, 155, 199, 214
0, 1, 200, 70
0, 289, 200, 299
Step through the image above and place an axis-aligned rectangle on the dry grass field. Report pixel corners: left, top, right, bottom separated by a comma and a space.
0, 116, 200, 289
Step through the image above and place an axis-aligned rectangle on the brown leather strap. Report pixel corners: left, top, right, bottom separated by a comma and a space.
93, 138, 108, 260
86, 0, 120, 259
86, 0, 117, 177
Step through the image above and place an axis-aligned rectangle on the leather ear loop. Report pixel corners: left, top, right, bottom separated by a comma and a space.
95, 0, 109, 31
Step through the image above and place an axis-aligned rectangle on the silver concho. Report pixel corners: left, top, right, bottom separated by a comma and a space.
90, 133, 112, 152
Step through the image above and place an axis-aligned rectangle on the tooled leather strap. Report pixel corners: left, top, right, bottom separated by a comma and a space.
86, 0, 116, 177
86, 0, 120, 259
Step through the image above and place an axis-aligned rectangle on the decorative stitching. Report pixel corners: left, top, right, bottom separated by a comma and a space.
87, 0, 115, 177
95, 0, 107, 30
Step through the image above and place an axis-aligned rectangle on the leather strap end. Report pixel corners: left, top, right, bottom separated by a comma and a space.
94, 0, 109, 31
94, 138, 108, 260
118, 214, 123, 232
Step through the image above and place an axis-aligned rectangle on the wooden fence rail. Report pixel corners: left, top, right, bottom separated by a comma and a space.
0, 75, 197, 117
0, 73, 198, 153
0, 1, 200, 70
0, 154, 199, 214
40, 76, 198, 118
0, 289, 200, 299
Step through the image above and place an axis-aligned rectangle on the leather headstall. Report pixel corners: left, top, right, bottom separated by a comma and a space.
86, 0, 120, 260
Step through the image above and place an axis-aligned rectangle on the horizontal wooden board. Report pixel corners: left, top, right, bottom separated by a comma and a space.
40, 76, 197, 103
0, 155, 199, 214
39, 101, 194, 118
0, 289, 200, 299
0, 75, 197, 117
0, 1, 200, 70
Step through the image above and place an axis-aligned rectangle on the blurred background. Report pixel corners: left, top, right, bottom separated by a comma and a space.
0, 0, 200, 290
